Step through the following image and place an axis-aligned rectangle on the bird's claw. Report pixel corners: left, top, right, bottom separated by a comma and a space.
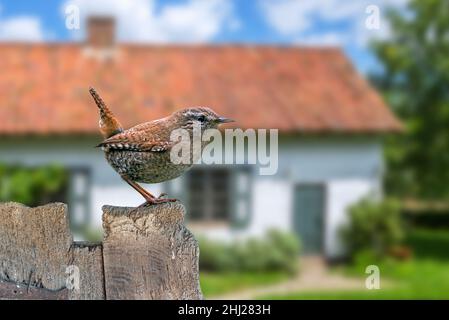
151, 198, 177, 204
136, 197, 177, 208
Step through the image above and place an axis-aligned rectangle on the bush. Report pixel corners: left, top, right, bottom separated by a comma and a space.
0, 164, 68, 206
197, 238, 238, 272
198, 230, 300, 274
403, 209, 449, 230
341, 198, 404, 259
406, 228, 449, 260
265, 230, 301, 274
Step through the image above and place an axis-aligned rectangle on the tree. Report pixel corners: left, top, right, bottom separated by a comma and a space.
372, 0, 449, 200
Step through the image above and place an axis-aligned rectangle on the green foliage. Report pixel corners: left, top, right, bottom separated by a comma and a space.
79, 226, 104, 243
198, 230, 300, 274
265, 229, 301, 273
403, 209, 449, 229
197, 237, 238, 272
406, 228, 449, 261
0, 164, 68, 206
371, 0, 449, 199
341, 198, 404, 258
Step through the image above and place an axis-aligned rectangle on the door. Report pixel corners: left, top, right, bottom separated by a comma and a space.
293, 184, 325, 254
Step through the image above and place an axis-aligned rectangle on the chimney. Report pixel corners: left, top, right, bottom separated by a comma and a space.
87, 16, 115, 48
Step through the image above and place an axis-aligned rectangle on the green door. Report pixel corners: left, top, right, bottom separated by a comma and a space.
293, 184, 325, 254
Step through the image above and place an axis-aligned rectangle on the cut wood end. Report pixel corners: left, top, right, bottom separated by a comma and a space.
102, 201, 187, 239
0, 201, 68, 212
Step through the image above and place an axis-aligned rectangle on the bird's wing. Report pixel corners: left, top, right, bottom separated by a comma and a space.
97, 122, 174, 152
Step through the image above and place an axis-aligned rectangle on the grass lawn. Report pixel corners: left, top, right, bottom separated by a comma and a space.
200, 271, 290, 297
259, 229, 449, 300
259, 259, 449, 299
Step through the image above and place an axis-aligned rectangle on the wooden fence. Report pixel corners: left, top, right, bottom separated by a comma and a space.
0, 201, 203, 300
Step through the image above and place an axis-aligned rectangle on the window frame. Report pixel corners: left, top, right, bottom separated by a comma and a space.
164, 165, 253, 228
186, 166, 232, 223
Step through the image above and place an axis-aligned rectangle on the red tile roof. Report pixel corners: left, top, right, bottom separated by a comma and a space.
0, 44, 402, 135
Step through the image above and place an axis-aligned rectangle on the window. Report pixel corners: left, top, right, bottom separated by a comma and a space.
166, 165, 252, 227
187, 167, 231, 222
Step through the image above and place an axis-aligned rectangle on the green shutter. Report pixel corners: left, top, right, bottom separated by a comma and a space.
231, 166, 252, 229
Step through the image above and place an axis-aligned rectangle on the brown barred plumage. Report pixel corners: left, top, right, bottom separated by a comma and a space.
89, 87, 123, 139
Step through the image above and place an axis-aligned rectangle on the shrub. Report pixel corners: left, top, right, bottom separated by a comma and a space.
197, 237, 237, 272
233, 238, 271, 272
198, 230, 300, 274
406, 228, 449, 261
341, 198, 404, 259
0, 164, 68, 206
403, 209, 449, 230
264, 230, 301, 274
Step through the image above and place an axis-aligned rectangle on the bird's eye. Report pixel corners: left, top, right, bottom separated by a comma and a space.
197, 115, 206, 122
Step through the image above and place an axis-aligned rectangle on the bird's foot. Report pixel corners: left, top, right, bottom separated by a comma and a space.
137, 201, 151, 208
150, 197, 178, 204
157, 193, 167, 199
136, 196, 177, 207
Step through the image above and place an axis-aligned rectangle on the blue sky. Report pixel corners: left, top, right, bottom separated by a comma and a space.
0, 0, 409, 73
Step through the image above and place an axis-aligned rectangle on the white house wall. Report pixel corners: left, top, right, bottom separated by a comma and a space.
0, 136, 384, 257
275, 137, 383, 258
325, 178, 379, 258
185, 136, 384, 258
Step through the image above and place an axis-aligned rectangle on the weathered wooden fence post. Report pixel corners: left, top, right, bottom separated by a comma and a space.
0, 201, 202, 300
102, 202, 203, 300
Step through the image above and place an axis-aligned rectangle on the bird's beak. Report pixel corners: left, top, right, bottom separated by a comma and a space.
217, 116, 235, 124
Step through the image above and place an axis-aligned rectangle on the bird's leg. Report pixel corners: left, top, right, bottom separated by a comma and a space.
121, 176, 156, 206
121, 176, 177, 206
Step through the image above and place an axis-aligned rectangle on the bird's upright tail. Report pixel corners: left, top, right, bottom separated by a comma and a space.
89, 87, 124, 139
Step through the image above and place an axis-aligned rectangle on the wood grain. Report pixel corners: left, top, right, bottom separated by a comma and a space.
0, 202, 202, 300
69, 242, 105, 300
0, 202, 73, 292
102, 202, 203, 300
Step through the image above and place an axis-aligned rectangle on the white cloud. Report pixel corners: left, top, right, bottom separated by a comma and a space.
259, 0, 313, 35
0, 16, 46, 42
259, 0, 363, 35
259, 0, 409, 48
63, 0, 237, 43
294, 32, 348, 47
